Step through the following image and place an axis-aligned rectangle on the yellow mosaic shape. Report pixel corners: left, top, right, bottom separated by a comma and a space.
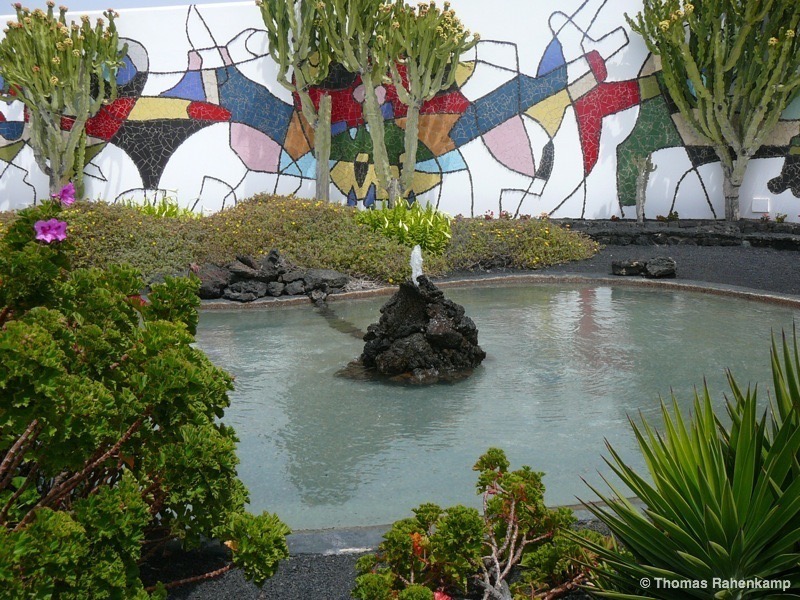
525, 89, 571, 137
127, 98, 191, 121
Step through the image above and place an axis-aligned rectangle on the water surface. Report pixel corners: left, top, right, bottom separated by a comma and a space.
195, 284, 799, 530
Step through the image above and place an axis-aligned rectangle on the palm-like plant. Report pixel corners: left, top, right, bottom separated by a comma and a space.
579, 331, 800, 598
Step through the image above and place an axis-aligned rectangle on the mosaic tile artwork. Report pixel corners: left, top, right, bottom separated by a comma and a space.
0, 0, 798, 219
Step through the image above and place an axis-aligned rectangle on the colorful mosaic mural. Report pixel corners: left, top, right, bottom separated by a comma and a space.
1, 0, 799, 220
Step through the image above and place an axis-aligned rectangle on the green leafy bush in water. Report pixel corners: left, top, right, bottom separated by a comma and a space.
579, 332, 800, 598
0, 196, 289, 598
355, 200, 453, 255
354, 448, 604, 600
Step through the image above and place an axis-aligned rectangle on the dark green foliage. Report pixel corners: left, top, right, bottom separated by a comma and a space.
0, 200, 289, 597
579, 331, 800, 598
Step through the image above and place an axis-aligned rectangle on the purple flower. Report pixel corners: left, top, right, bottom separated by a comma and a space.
52, 182, 76, 206
34, 219, 68, 243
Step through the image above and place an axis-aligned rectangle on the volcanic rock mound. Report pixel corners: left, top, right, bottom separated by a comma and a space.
359, 276, 486, 384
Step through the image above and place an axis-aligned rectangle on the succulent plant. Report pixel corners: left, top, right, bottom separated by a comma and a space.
256, 0, 334, 201
0, 3, 127, 195
386, 1, 478, 198
627, 0, 800, 221
315, 0, 399, 204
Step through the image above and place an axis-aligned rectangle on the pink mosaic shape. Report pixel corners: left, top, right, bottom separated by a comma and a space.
482, 116, 536, 177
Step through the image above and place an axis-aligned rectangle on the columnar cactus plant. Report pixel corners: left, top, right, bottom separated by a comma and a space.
387, 1, 478, 198
315, 0, 399, 204
628, 0, 800, 221
256, 0, 334, 201
0, 3, 127, 196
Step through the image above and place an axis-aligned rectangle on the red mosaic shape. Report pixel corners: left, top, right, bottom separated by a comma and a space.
585, 50, 608, 84
187, 101, 232, 121
85, 97, 137, 140
574, 80, 640, 174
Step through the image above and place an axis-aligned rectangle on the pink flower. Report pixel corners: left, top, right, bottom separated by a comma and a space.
34, 219, 68, 243
52, 182, 76, 206
434, 592, 453, 600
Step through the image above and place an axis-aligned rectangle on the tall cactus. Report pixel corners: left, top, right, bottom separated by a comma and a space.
315, 0, 399, 205
0, 3, 127, 196
628, 0, 800, 221
387, 1, 478, 198
256, 0, 333, 201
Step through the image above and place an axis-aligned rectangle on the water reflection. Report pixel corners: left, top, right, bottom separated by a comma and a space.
195, 285, 798, 529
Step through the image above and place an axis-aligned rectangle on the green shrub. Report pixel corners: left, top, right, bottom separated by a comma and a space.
446, 217, 597, 271
0, 198, 289, 597
354, 449, 593, 600
579, 332, 800, 598
355, 200, 453, 255
63, 201, 204, 284
3, 194, 598, 285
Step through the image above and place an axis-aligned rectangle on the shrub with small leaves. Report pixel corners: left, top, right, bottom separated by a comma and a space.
354, 449, 595, 600
0, 199, 289, 597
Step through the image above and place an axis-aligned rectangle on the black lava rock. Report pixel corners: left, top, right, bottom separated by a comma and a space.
359, 276, 485, 383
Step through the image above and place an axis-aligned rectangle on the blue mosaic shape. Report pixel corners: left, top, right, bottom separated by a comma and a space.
295, 151, 316, 178
416, 150, 467, 173
449, 104, 480, 146
784, 96, 800, 120
162, 71, 205, 101
406, 191, 416, 204
519, 66, 568, 109
279, 151, 302, 177
364, 183, 377, 207
347, 187, 358, 206
474, 78, 519, 133
0, 121, 24, 141
538, 39, 565, 76
331, 120, 348, 136
116, 55, 138, 86
381, 102, 394, 120
216, 65, 293, 143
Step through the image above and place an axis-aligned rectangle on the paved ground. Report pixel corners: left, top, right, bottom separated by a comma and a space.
153, 243, 800, 600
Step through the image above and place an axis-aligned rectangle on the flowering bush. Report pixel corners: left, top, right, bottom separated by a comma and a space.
0, 188, 289, 597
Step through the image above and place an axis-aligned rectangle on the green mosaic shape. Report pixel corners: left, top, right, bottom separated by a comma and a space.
330, 122, 435, 165
617, 96, 683, 207
0, 140, 25, 163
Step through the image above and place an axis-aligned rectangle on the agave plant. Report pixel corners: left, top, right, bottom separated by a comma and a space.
578, 331, 800, 598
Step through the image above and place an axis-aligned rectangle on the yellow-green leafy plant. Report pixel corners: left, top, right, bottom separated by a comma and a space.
579, 331, 800, 598
0, 3, 127, 195
355, 199, 452, 255
627, 0, 800, 221
119, 196, 202, 220
256, 0, 334, 201
386, 0, 478, 198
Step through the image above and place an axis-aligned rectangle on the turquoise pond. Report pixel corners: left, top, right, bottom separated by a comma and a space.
194, 283, 800, 530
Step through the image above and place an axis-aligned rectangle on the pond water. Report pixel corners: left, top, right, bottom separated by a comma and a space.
195, 283, 800, 530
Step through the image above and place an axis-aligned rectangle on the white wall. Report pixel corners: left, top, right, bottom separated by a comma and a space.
1, 0, 798, 220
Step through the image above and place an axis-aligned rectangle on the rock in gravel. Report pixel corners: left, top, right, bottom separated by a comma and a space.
644, 256, 677, 278
611, 260, 646, 276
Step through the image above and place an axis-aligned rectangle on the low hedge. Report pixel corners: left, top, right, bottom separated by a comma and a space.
0, 194, 598, 283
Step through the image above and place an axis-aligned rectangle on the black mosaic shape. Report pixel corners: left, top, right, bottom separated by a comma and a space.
768, 155, 800, 198
537, 140, 554, 181
354, 157, 369, 187
111, 119, 212, 189
685, 145, 719, 168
